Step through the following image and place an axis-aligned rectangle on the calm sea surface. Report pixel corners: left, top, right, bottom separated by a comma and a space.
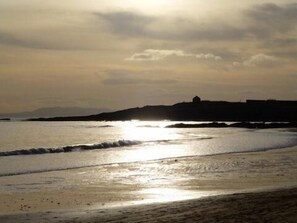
0, 121, 296, 177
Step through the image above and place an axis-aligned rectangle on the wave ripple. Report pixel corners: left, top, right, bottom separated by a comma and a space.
0, 140, 142, 157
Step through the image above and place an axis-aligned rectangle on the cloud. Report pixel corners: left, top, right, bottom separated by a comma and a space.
287, 73, 297, 79
243, 54, 278, 66
0, 10, 121, 51
94, 12, 153, 37
95, 11, 245, 41
0, 30, 103, 51
126, 49, 222, 61
125, 49, 190, 61
0, 31, 48, 50
196, 53, 222, 61
3, 3, 297, 51
233, 54, 278, 67
245, 3, 297, 36
102, 77, 177, 85
95, 3, 297, 43
102, 69, 177, 85
262, 38, 297, 49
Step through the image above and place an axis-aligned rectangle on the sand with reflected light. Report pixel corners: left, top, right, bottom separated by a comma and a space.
133, 188, 221, 205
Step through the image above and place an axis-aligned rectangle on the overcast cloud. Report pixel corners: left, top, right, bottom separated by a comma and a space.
0, 1, 296, 112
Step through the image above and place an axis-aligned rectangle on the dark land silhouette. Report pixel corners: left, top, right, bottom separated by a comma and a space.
29, 97, 297, 123
0, 107, 111, 118
166, 122, 297, 129
0, 118, 10, 121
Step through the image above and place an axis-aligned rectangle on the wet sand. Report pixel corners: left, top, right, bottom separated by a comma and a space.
1, 188, 297, 223
1, 146, 297, 222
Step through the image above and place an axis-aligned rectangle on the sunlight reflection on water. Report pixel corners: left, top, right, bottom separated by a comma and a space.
120, 121, 182, 142
121, 145, 187, 162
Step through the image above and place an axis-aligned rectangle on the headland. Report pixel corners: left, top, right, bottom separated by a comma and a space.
29, 97, 297, 122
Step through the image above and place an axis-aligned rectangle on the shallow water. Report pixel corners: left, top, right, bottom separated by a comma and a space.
0, 121, 296, 177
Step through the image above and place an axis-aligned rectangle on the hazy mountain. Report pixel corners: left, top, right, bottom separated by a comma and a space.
0, 107, 112, 118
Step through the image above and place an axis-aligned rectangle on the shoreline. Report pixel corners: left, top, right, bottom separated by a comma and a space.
1, 145, 297, 222
1, 145, 297, 177
1, 139, 297, 178
1, 187, 297, 223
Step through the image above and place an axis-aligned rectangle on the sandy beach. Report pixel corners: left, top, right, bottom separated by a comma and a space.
1, 146, 297, 222
2, 187, 296, 223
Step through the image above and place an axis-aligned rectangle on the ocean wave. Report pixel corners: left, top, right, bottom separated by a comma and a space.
85, 125, 114, 128
137, 125, 161, 128
72, 125, 114, 128
0, 140, 142, 157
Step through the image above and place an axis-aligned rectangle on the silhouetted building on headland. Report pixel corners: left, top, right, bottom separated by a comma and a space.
192, 96, 201, 104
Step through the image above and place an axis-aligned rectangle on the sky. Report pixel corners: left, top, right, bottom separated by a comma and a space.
0, 0, 297, 113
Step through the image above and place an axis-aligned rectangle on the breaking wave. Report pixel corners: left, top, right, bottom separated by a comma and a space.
0, 140, 142, 157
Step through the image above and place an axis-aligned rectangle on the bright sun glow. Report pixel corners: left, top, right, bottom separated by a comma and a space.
120, 121, 180, 142
117, 121, 184, 162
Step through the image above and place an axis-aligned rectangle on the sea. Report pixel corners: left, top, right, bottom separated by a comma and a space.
0, 120, 297, 178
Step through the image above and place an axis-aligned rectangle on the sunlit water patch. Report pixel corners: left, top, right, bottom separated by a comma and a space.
0, 121, 296, 177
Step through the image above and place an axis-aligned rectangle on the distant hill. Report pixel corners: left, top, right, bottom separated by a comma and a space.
29, 97, 297, 122
0, 107, 112, 118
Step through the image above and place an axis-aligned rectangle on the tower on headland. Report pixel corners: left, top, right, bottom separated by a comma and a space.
192, 96, 201, 104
